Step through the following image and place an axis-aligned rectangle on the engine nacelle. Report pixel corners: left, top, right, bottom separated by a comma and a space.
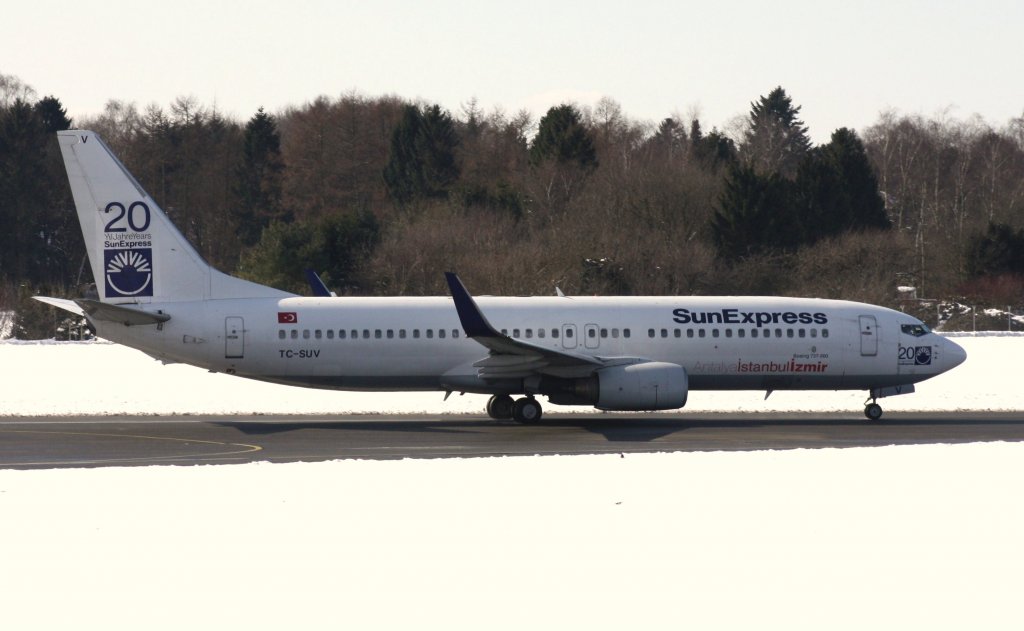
594, 362, 688, 411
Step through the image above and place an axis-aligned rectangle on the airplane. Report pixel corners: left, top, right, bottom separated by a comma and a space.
37, 130, 967, 423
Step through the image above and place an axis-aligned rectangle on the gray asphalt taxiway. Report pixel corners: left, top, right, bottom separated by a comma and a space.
1, 411, 1023, 469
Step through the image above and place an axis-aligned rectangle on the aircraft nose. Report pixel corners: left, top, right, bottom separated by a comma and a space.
943, 337, 967, 370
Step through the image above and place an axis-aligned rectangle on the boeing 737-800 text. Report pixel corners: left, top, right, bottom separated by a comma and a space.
38, 131, 967, 422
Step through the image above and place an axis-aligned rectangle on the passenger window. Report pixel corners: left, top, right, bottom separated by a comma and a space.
648, 329, 655, 338
674, 329, 681, 338
315, 330, 322, 339
538, 329, 545, 339
303, 330, 310, 339
822, 329, 830, 338
452, 330, 459, 338
589, 329, 597, 338
526, 329, 533, 339
751, 329, 758, 338
363, 330, 370, 339
413, 330, 420, 339
291, 330, 298, 339
513, 329, 520, 338
340, 330, 347, 339
810, 329, 817, 338
439, 329, 446, 339
687, 329, 694, 338
712, 329, 720, 338
775, 329, 783, 338
399, 330, 406, 339
660, 329, 668, 338
787, 329, 794, 338
278, 330, 286, 340
699, 329, 706, 338
600, 328, 608, 338
612, 329, 619, 339
427, 330, 434, 339
386, 330, 394, 339
552, 329, 559, 339
375, 330, 382, 339
738, 329, 745, 338
725, 329, 733, 338
501, 329, 508, 336
352, 330, 359, 339
624, 329, 630, 338
566, 329, 574, 338
799, 329, 805, 338
327, 330, 334, 340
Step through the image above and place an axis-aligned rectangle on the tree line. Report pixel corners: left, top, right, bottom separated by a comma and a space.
2, 71, 1024, 337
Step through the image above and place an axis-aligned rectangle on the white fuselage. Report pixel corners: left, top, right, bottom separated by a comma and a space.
95, 294, 965, 402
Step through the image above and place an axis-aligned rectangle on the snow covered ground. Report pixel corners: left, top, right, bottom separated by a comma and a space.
0, 333, 1018, 416
0, 336, 1022, 629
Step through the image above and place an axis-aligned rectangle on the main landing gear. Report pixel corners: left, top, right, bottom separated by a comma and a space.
486, 394, 543, 423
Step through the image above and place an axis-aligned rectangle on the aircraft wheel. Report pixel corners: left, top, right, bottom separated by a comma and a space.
486, 394, 514, 420
512, 397, 543, 424
864, 403, 883, 421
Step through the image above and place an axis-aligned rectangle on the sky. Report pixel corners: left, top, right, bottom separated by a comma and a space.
3, 0, 1023, 143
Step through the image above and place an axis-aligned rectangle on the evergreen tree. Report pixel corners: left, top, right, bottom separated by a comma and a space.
0, 100, 50, 283
34, 96, 72, 134
233, 107, 287, 246
383, 104, 460, 204
236, 210, 380, 294
797, 127, 889, 240
691, 124, 738, 170
742, 86, 811, 178
529, 104, 597, 169
711, 163, 800, 259
821, 127, 889, 231
966, 223, 1024, 277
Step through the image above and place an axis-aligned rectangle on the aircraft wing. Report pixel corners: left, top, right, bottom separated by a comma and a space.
445, 272, 612, 379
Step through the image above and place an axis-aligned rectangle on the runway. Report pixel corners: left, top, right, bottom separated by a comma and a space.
1, 412, 1023, 469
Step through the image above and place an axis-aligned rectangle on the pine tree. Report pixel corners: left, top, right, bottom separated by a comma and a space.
34, 96, 72, 133
383, 104, 460, 204
233, 107, 287, 246
742, 86, 811, 178
711, 163, 800, 259
796, 128, 889, 241
0, 100, 49, 282
529, 104, 597, 169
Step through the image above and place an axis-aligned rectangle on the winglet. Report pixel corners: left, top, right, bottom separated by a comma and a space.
305, 269, 335, 297
444, 272, 498, 339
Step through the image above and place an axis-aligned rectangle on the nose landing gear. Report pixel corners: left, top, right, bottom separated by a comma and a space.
864, 401, 883, 421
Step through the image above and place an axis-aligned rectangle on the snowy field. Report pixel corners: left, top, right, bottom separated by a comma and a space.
0, 335, 1022, 629
0, 333, 1019, 416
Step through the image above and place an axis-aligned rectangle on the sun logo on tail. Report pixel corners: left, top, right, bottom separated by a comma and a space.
104, 249, 154, 297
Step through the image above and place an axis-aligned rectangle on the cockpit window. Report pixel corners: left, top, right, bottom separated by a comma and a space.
901, 323, 930, 337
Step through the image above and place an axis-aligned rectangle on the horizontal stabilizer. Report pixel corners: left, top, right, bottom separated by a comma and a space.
75, 299, 171, 326
32, 296, 85, 316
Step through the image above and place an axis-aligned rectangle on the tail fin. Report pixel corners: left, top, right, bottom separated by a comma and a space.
57, 131, 291, 303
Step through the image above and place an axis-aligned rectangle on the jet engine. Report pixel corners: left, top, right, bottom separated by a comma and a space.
542, 361, 688, 411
